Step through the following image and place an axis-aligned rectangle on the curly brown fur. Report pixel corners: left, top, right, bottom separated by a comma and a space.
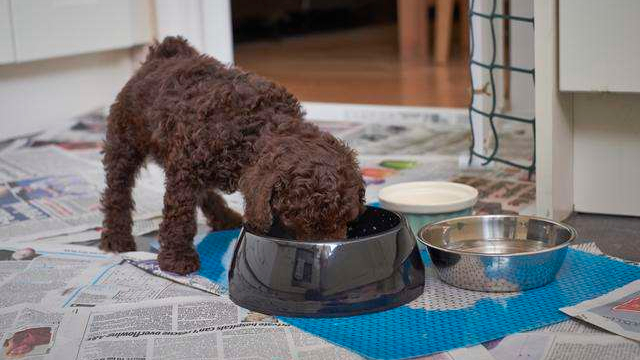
100, 36, 365, 275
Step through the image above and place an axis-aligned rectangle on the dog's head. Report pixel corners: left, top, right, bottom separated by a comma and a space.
240, 125, 365, 240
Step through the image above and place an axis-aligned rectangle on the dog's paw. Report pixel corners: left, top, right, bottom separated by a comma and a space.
100, 231, 137, 253
158, 247, 200, 275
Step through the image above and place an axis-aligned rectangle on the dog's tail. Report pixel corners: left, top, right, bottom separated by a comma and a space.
146, 36, 198, 61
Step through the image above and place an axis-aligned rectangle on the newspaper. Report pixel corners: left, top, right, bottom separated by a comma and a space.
7, 217, 162, 247
122, 251, 226, 296
414, 346, 495, 360
24, 108, 107, 152
0, 296, 496, 360
0, 132, 41, 154
25, 297, 350, 360
534, 319, 607, 335
0, 261, 29, 281
0, 243, 112, 310
451, 174, 535, 214
60, 261, 210, 308
311, 120, 367, 139
0, 242, 108, 260
487, 314, 634, 359
0, 254, 116, 308
489, 332, 639, 360
337, 120, 471, 156
560, 280, 640, 342
0, 146, 163, 243
484, 244, 640, 359
0, 247, 490, 360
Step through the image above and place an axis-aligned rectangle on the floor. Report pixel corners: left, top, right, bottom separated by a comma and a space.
234, 25, 470, 107
567, 213, 640, 262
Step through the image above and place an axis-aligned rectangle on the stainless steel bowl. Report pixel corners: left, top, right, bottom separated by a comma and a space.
418, 215, 577, 292
228, 206, 425, 317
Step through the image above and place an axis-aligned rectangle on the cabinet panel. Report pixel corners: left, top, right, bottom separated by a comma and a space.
0, 0, 14, 64
11, 0, 152, 62
573, 93, 640, 216
560, 0, 640, 92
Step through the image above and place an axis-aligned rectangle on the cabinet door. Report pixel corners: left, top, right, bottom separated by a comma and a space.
11, 0, 152, 62
560, 0, 640, 92
0, 0, 14, 64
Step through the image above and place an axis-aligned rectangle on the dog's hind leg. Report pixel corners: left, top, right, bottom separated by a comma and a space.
100, 106, 146, 253
198, 189, 243, 231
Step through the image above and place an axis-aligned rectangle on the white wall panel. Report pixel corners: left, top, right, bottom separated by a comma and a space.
0, 0, 15, 64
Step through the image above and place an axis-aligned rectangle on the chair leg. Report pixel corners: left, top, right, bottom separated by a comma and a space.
397, 0, 429, 63
459, 0, 470, 59
435, 0, 455, 64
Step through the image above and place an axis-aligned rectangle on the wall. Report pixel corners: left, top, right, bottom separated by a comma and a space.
154, 0, 234, 64
0, 0, 156, 139
0, 49, 137, 138
509, 0, 534, 116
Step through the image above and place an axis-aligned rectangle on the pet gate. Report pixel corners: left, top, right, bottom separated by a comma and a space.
467, 0, 535, 178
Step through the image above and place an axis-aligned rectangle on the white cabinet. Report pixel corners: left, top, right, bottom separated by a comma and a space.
5, 0, 152, 63
559, 0, 640, 92
537, 0, 640, 219
0, 0, 14, 64
572, 94, 640, 216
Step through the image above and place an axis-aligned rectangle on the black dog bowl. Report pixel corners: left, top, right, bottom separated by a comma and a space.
228, 206, 425, 317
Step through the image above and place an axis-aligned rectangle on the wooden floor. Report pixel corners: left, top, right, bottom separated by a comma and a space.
234, 25, 470, 107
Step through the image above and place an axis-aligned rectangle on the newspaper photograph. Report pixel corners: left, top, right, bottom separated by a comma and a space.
561, 280, 640, 341
0, 147, 163, 243
0, 304, 64, 360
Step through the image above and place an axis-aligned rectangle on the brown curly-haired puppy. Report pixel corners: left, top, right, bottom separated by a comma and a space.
100, 36, 365, 274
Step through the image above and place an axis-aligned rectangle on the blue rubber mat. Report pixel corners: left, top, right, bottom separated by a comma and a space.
195, 229, 240, 292
196, 230, 640, 360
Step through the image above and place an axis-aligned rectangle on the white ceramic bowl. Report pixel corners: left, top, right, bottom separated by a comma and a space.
378, 181, 479, 234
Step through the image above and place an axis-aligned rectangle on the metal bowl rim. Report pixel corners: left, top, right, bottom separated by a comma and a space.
241, 206, 408, 246
417, 214, 578, 257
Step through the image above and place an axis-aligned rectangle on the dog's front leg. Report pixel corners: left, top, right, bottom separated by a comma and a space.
157, 161, 200, 275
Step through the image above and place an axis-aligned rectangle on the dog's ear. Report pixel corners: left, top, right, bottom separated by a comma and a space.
239, 164, 279, 234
